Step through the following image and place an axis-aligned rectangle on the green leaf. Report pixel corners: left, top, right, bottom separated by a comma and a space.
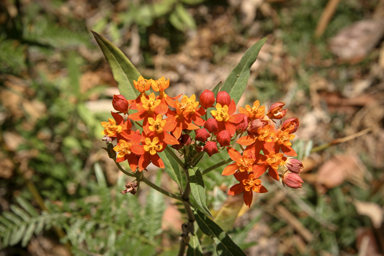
94, 163, 107, 188
16, 197, 39, 218
3, 229, 11, 247
92, 31, 141, 100
175, 4, 196, 30
220, 37, 268, 104
21, 222, 36, 247
158, 149, 183, 192
189, 168, 212, 218
0, 216, 13, 228
3, 212, 22, 225
187, 235, 203, 256
194, 210, 246, 256
10, 205, 30, 222
212, 81, 222, 97
10, 224, 26, 246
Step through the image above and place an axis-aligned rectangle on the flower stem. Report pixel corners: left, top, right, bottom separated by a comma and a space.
115, 161, 182, 201
201, 158, 233, 175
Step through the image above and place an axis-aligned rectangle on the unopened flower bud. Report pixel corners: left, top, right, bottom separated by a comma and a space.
248, 119, 268, 134
267, 102, 287, 119
102, 143, 116, 159
217, 130, 231, 147
282, 172, 304, 188
281, 118, 300, 134
112, 95, 129, 113
286, 158, 303, 173
102, 135, 113, 143
235, 115, 248, 133
204, 141, 218, 156
172, 134, 192, 150
216, 91, 231, 106
195, 129, 210, 142
200, 89, 215, 108
204, 118, 218, 133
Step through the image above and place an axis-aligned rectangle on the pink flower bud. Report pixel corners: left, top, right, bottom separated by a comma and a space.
216, 130, 231, 147
286, 159, 303, 173
235, 115, 248, 133
281, 118, 300, 134
247, 119, 268, 134
172, 134, 192, 150
282, 172, 304, 188
200, 89, 215, 108
112, 95, 129, 113
267, 102, 287, 119
204, 141, 218, 156
195, 129, 210, 142
204, 118, 218, 133
216, 91, 231, 106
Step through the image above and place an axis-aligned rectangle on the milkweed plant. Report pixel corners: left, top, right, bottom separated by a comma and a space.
95, 31, 304, 255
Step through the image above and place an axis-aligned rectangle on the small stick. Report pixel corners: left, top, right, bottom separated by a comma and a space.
315, 0, 341, 38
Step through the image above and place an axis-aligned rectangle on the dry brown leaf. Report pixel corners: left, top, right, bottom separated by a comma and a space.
356, 228, 383, 256
354, 201, 383, 229
329, 19, 384, 62
316, 154, 367, 190
3, 132, 25, 151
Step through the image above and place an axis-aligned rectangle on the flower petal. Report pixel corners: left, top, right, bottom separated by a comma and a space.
227, 184, 244, 195
222, 163, 238, 176
228, 147, 242, 161
243, 191, 253, 208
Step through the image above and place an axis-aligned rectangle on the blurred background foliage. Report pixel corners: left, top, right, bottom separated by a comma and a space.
1, 0, 384, 255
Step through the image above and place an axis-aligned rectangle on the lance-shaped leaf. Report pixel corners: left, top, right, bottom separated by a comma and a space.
187, 235, 203, 256
212, 81, 222, 97
194, 210, 246, 256
220, 37, 268, 104
158, 149, 184, 192
189, 167, 212, 218
92, 31, 141, 100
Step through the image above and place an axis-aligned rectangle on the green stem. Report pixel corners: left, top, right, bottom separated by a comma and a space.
191, 151, 205, 167
201, 158, 233, 175
165, 147, 186, 171
115, 162, 182, 200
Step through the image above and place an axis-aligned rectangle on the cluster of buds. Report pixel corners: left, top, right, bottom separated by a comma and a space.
101, 76, 304, 207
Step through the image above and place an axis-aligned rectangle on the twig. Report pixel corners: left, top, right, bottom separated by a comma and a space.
315, 0, 341, 38
202, 158, 233, 175
310, 128, 371, 153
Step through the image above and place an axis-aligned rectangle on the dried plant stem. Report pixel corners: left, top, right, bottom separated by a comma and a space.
310, 128, 371, 153
315, 0, 341, 38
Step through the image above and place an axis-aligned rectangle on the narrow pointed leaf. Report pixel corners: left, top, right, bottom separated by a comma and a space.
187, 235, 203, 256
16, 197, 39, 218
92, 31, 141, 100
194, 210, 246, 256
189, 168, 212, 218
10, 224, 26, 246
158, 149, 183, 191
220, 37, 268, 104
10, 205, 30, 222
21, 222, 36, 247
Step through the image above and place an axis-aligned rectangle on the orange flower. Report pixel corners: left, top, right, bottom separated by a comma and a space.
237, 124, 276, 158
146, 114, 178, 145
222, 147, 255, 176
101, 112, 132, 140
253, 144, 287, 181
228, 171, 267, 207
129, 93, 168, 124
239, 100, 265, 121
113, 131, 141, 171
274, 129, 296, 156
131, 76, 152, 108
151, 77, 181, 108
211, 100, 244, 136
131, 136, 165, 171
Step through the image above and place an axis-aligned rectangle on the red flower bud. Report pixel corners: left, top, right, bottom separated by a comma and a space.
204, 118, 219, 133
216, 130, 231, 147
172, 134, 192, 150
112, 95, 129, 113
282, 172, 304, 188
247, 119, 268, 134
235, 115, 248, 133
281, 118, 300, 134
286, 158, 303, 173
216, 91, 231, 106
195, 129, 210, 142
200, 89, 215, 108
267, 102, 287, 119
204, 141, 218, 156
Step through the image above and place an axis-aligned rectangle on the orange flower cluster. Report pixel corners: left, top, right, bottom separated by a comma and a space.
101, 77, 303, 207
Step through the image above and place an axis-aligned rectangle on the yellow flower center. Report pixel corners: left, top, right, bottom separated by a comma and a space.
148, 114, 166, 134
242, 178, 261, 192
134, 76, 151, 92
266, 153, 286, 169
101, 118, 122, 137
236, 157, 255, 172
114, 140, 132, 158
257, 126, 276, 142
141, 93, 161, 112
276, 130, 295, 147
143, 137, 163, 155
244, 100, 265, 119
211, 103, 229, 122
179, 95, 199, 114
